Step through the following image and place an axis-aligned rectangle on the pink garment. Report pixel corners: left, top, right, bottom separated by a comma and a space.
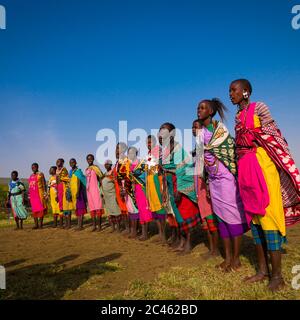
236, 102, 270, 225
85, 168, 102, 211
28, 174, 45, 213
135, 183, 153, 224
148, 145, 170, 161
124, 161, 139, 215
203, 128, 246, 225
194, 175, 213, 219
57, 182, 65, 211
149, 145, 160, 159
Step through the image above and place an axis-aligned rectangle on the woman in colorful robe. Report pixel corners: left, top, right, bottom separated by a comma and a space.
192, 119, 220, 259
56, 158, 73, 229
145, 135, 168, 243
159, 122, 201, 254
85, 154, 104, 231
47, 166, 62, 228
128, 146, 153, 240
113, 142, 129, 233
69, 158, 87, 231
28, 163, 47, 229
230, 79, 300, 291
197, 100, 248, 271
7, 171, 28, 230
118, 150, 139, 238
101, 160, 122, 232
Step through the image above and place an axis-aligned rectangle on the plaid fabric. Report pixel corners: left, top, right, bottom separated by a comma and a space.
250, 222, 287, 251
201, 214, 218, 233
109, 215, 121, 224
179, 213, 201, 235
90, 209, 103, 218
120, 213, 129, 221
129, 213, 139, 221
152, 212, 166, 220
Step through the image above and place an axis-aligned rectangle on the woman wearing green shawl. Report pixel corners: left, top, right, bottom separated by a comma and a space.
159, 122, 201, 254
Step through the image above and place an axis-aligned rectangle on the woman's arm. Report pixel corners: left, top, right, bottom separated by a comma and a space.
255, 102, 273, 126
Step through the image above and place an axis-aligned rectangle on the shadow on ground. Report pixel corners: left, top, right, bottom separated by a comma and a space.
1, 253, 122, 300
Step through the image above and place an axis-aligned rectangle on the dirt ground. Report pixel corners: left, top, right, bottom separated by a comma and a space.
1, 218, 300, 300
0, 220, 210, 299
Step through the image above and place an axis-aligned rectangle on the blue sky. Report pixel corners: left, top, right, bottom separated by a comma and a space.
1, 0, 300, 177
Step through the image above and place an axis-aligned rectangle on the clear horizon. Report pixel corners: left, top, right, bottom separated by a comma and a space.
1, 0, 300, 178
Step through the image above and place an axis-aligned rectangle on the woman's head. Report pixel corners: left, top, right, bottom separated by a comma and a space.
192, 119, 202, 137
197, 98, 228, 122
104, 160, 113, 171
229, 79, 252, 105
69, 158, 77, 169
147, 135, 157, 151
115, 142, 128, 160
86, 154, 94, 166
128, 146, 138, 161
11, 170, 18, 181
56, 158, 65, 168
31, 163, 39, 173
49, 166, 57, 175
158, 122, 176, 146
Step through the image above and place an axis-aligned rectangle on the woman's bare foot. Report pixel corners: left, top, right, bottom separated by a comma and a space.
128, 233, 136, 239
138, 235, 148, 241
122, 229, 130, 236
178, 245, 192, 255
215, 260, 231, 271
172, 242, 185, 252
159, 235, 167, 245
243, 271, 269, 283
268, 275, 285, 292
230, 258, 242, 271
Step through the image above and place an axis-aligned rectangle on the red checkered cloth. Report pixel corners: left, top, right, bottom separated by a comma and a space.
109, 215, 122, 224
179, 212, 202, 235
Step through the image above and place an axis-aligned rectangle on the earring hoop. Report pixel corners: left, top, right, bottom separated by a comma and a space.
243, 91, 249, 99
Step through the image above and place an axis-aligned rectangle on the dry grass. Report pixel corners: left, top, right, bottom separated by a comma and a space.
1, 178, 300, 300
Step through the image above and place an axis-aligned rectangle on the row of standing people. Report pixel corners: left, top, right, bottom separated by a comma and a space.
7, 79, 300, 292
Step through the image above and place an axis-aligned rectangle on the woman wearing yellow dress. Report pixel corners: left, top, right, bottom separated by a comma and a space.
230, 79, 300, 292
47, 166, 62, 228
